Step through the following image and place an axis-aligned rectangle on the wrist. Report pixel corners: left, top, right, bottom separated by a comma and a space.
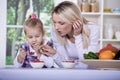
51, 50, 56, 56
17, 55, 24, 63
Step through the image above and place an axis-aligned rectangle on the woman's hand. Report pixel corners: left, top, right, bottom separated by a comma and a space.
40, 45, 56, 57
17, 48, 26, 63
73, 20, 83, 36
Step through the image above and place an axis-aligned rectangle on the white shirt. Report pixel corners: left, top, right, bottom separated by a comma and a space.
52, 22, 99, 68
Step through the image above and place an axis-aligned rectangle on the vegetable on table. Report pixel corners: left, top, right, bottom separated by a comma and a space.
84, 52, 98, 59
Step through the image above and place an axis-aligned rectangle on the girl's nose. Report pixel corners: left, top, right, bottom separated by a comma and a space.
32, 37, 36, 42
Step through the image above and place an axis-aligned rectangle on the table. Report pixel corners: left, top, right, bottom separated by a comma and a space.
0, 68, 120, 80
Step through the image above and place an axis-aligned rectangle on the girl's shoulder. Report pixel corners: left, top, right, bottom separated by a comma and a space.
20, 42, 30, 52
20, 42, 29, 46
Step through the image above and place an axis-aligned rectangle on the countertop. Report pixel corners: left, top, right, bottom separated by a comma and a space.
0, 68, 120, 80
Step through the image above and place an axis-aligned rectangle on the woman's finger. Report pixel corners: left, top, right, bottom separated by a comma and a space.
75, 21, 80, 28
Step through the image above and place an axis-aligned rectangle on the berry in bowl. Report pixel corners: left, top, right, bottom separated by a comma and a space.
61, 60, 75, 69
30, 59, 44, 68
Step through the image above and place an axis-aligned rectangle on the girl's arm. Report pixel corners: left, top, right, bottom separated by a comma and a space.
13, 49, 26, 68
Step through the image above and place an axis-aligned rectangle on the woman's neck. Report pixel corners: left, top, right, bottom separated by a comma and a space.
67, 33, 75, 43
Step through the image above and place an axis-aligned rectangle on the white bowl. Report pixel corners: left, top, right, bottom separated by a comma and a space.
61, 61, 75, 69
30, 61, 44, 68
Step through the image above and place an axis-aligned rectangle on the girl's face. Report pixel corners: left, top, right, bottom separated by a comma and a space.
52, 13, 73, 37
25, 27, 43, 49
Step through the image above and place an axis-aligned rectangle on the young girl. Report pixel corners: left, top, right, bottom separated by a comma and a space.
14, 13, 56, 68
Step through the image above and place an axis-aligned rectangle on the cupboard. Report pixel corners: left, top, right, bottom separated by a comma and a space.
78, 0, 120, 50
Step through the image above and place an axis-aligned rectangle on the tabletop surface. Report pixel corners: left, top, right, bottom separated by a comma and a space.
0, 68, 120, 80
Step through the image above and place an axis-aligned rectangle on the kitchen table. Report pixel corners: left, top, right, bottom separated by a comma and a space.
0, 68, 120, 80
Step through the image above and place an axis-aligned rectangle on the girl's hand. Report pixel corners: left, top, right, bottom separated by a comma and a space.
32, 44, 40, 51
32, 44, 42, 54
17, 48, 26, 63
73, 20, 83, 36
40, 45, 56, 57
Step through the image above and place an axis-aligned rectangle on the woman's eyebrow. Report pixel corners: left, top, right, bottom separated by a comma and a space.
58, 21, 65, 23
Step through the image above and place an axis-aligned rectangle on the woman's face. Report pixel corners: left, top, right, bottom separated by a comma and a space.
52, 13, 73, 37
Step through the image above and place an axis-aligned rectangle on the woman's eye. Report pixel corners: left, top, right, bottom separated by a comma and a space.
53, 21, 56, 24
59, 22, 65, 25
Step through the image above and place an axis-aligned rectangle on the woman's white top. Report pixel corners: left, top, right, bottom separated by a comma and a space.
52, 22, 100, 68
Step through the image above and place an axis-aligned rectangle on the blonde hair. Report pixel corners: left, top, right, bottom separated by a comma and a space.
52, 1, 90, 49
23, 14, 45, 37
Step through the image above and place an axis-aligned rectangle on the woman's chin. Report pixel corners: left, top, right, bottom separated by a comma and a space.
59, 33, 66, 37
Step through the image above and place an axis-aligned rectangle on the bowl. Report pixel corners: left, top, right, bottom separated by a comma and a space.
113, 8, 120, 13
30, 59, 44, 68
61, 60, 75, 69
80, 60, 120, 70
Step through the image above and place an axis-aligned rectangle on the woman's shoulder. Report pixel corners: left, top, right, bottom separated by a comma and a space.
87, 22, 99, 31
87, 22, 100, 38
87, 22, 98, 27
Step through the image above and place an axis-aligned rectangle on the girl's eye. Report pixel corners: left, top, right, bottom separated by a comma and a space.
36, 36, 40, 38
28, 36, 32, 39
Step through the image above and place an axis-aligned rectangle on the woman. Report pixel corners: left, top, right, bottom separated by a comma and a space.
50, 1, 99, 68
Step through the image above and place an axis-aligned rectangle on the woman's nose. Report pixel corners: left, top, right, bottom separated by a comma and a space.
55, 24, 59, 30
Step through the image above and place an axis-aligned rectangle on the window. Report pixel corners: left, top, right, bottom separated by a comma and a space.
2, 0, 54, 66
0, 0, 77, 67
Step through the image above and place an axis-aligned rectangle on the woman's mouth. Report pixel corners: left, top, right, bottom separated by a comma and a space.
57, 31, 63, 35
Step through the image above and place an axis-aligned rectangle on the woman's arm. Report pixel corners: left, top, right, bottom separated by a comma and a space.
74, 24, 99, 59
51, 28, 69, 67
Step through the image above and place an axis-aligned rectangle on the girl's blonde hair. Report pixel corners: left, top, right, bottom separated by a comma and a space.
23, 13, 45, 36
51, 1, 90, 49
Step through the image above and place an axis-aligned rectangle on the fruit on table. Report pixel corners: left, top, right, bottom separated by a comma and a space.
84, 52, 98, 59
29, 52, 34, 55
114, 50, 120, 60
99, 50, 115, 60
99, 43, 118, 54
31, 59, 43, 62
